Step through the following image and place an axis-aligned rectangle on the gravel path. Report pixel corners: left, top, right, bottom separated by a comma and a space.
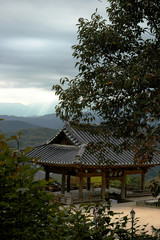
110, 197, 160, 234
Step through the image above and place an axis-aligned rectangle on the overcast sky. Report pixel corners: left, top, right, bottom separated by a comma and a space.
0, 0, 108, 107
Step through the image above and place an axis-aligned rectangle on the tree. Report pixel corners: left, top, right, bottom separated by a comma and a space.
53, 0, 160, 162
150, 176, 160, 198
0, 133, 57, 240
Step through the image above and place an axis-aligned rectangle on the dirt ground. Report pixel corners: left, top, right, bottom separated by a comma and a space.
110, 196, 160, 234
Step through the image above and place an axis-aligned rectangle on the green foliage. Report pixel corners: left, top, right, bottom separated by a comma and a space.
110, 179, 121, 187
150, 176, 160, 198
151, 226, 160, 239
146, 166, 160, 181
0, 133, 56, 240
71, 176, 102, 189
53, 0, 160, 162
127, 175, 141, 189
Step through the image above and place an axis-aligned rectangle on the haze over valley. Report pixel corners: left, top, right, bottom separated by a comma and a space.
0, 102, 58, 117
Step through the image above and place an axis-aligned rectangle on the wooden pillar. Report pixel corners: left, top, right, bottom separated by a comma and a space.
45, 170, 49, 181
121, 175, 126, 200
67, 175, 71, 192
87, 177, 91, 191
79, 175, 83, 202
61, 173, 65, 194
106, 179, 109, 189
101, 172, 106, 200
45, 170, 50, 191
141, 171, 145, 191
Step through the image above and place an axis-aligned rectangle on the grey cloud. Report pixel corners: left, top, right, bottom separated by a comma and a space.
0, 0, 108, 91
0, 0, 104, 38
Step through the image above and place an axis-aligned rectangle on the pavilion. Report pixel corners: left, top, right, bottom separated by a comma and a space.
27, 122, 160, 204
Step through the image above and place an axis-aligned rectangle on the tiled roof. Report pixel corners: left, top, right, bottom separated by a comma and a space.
27, 122, 160, 167
27, 144, 80, 165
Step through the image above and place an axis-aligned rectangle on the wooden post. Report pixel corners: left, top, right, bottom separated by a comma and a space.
67, 175, 71, 192
45, 170, 50, 191
45, 170, 49, 181
101, 172, 106, 200
106, 179, 109, 189
87, 177, 91, 191
121, 175, 126, 200
141, 171, 145, 191
61, 173, 65, 194
79, 175, 83, 202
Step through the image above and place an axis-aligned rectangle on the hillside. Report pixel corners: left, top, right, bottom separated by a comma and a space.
0, 120, 41, 132
0, 113, 62, 149
0, 113, 64, 129
5, 128, 58, 149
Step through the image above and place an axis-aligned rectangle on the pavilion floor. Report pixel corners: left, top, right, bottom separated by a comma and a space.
51, 187, 152, 204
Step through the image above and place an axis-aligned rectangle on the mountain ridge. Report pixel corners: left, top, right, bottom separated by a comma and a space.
0, 113, 64, 130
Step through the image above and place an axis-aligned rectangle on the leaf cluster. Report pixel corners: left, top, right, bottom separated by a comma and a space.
149, 176, 160, 198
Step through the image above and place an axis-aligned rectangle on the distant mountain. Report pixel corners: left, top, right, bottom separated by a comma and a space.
0, 113, 64, 130
5, 128, 58, 149
0, 102, 58, 117
0, 120, 40, 132
0, 114, 61, 148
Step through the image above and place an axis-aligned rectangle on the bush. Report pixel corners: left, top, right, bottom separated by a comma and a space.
150, 176, 160, 198
0, 133, 58, 239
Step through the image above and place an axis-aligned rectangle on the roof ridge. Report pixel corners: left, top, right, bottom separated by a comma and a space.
50, 144, 78, 149
46, 125, 66, 144
76, 144, 86, 158
64, 122, 86, 145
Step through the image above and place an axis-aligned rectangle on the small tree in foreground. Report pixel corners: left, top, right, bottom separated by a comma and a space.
0, 133, 57, 240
